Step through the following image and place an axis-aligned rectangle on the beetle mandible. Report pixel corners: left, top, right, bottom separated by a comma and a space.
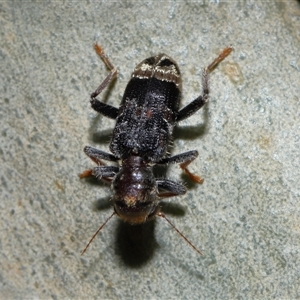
80, 44, 233, 255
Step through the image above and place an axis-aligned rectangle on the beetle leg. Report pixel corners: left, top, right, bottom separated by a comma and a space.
79, 146, 119, 181
90, 99, 119, 119
79, 169, 93, 179
157, 179, 186, 198
176, 46, 233, 122
80, 165, 118, 183
92, 166, 119, 180
84, 146, 118, 164
157, 150, 198, 165
90, 43, 119, 119
157, 150, 203, 184
179, 159, 204, 184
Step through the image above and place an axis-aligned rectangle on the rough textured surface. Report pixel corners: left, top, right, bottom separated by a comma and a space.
1, 1, 299, 299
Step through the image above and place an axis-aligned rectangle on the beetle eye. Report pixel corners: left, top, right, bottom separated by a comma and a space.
116, 201, 126, 208
115, 200, 152, 209
158, 58, 174, 67
144, 57, 156, 66
135, 201, 152, 208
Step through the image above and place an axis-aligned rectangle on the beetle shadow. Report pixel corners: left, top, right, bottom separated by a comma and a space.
173, 103, 210, 140
114, 201, 187, 268
92, 196, 112, 212
81, 174, 108, 189
90, 194, 187, 268
89, 195, 158, 267
173, 122, 206, 140
90, 196, 159, 267
92, 129, 113, 145
114, 219, 158, 267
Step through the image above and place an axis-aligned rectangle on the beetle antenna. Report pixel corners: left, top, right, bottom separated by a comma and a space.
157, 212, 203, 255
81, 211, 116, 255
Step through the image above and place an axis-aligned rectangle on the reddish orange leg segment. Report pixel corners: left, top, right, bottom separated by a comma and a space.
180, 161, 204, 184
206, 46, 233, 73
79, 169, 93, 179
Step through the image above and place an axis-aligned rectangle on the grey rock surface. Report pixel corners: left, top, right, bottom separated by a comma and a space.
1, 1, 299, 299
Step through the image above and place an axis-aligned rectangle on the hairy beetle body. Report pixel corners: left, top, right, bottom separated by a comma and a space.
111, 54, 180, 162
80, 44, 233, 255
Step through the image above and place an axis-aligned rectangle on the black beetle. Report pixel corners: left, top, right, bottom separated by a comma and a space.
80, 44, 233, 255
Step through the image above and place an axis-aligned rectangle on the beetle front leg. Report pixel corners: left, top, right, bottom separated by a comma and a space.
90, 43, 119, 119
157, 179, 186, 198
158, 150, 204, 184
176, 46, 233, 122
79, 146, 119, 180
80, 166, 118, 184
93, 166, 119, 180
84, 146, 118, 164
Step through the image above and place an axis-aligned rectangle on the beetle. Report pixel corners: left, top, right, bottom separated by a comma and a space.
80, 44, 233, 255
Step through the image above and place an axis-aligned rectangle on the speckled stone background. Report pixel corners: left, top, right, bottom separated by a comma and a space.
1, 1, 299, 299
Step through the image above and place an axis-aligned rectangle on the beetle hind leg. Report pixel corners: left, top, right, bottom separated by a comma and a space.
90, 44, 119, 119
176, 46, 233, 122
